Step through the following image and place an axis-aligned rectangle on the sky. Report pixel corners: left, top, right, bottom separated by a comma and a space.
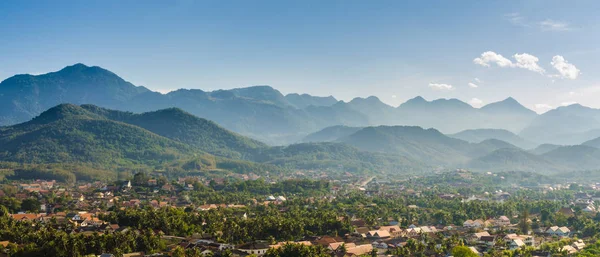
1, 0, 599, 113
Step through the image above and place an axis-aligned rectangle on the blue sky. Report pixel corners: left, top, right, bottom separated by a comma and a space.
1, 0, 599, 112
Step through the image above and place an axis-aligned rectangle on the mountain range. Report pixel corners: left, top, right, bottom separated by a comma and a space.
3, 63, 600, 177
0, 104, 434, 180
5, 64, 600, 146
3, 103, 600, 180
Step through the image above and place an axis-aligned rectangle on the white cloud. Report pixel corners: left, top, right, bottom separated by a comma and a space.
506, 14, 574, 32
534, 104, 553, 112
539, 20, 573, 31
561, 101, 578, 106
474, 51, 545, 74
473, 51, 513, 67
550, 55, 581, 79
468, 82, 478, 88
474, 78, 482, 83
513, 53, 545, 74
428, 83, 454, 91
391, 95, 397, 98
505, 13, 526, 27
469, 98, 484, 107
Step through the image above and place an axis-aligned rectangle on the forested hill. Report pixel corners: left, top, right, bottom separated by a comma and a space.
0, 104, 200, 166
79, 104, 267, 159
0, 104, 433, 182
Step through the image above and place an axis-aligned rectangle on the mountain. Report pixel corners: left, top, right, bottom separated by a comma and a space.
395, 97, 481, 133
0, 104, 434, 180
78, 105, 267, 159
529, 144, 562, 155
343, 96, 397, 125
301, 125, 364, 143
479, 98, 537, 132
541, 145, 600, 171
252, 142, 430, 174
336, 126, 514, 165
229, 86, 290, 107
519, 104, 600, 145
0, 63, 553, 145
582, 136, 600, 149
0, 104, 201, 166
467, 148, 564, 173
284, 93, 338, 109
480, 97, 535, 115
449, 128, 537, 149
0, 63, 149, 126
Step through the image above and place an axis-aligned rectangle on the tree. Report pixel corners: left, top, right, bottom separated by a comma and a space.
132, 172, 149, 186
21, 198, 41, 213
519, 209, 530, 235
452, 246, 479, 257
172, 246, 186, 257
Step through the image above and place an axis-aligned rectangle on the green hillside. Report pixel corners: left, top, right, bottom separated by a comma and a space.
0, 104, 198, 166
467, 148, 565, 173
301, 125, 363, 143
336, 126, 512, 165
80, 105, 267, 159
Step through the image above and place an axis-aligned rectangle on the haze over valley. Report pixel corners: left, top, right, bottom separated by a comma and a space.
2, 64, 600, 177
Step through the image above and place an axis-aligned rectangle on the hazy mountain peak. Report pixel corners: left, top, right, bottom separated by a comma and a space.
480, 97, 535, 115
405, 96, 426, 103
431, 98, 472, 107
349, 95, 383, 104
284, 93, 338, 109
229, 85, 287, 105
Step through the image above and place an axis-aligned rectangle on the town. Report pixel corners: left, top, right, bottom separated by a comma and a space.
1, 169, 600, 257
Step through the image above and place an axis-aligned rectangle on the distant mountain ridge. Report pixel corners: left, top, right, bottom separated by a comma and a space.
0, 104, 439, 180
519, 104, 600, 145
5, 103, 600, 177
449, 128, 537, 149
335, 125, 518, 166
2, 63, 600, 146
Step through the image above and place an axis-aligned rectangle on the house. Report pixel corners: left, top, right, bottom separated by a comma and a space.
472, 231, 490, 242
354, 227, 369, 236
345, 244, 373, 256
122, 253, 144, 257
236, 242, 270, 256
505, 234, 534, 246
546, 226, 570, 237
463, 219, 485, 228
10, 213, 42, 222
371, 240, 388, 249
561, 245, 577, 254
377, 225, 403, 237
495, 216, 511, 226
557, 207, 575, 217
572, 239, 585, 250
328, 242, 355, 251
367, 230, 390, 239
509, 239, 525, 250
479, 236, 497, 246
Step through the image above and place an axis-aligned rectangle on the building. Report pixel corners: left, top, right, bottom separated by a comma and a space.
546, 226, 570, 237
495, 216, 511, 226
236, 242, 270, 256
